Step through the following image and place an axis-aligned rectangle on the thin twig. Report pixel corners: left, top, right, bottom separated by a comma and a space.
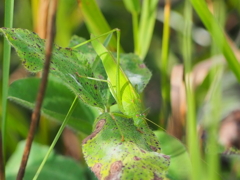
16, 0, 58, 179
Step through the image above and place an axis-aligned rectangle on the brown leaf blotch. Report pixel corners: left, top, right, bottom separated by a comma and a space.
91, 163, 102, 179
150, 145, 158, 152
133, 156, 141, 161
163, 155, 170, 160
110, 161, 123, 173
82, 119, 106, 144
139, 63, 146, 68
95, 119, 106, 132
153, 173, 163, 180
105, 161, 123, 180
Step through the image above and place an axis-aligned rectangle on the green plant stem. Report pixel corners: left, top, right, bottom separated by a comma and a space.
206, 1, 224, 179
79, 0, 123, 52
206, 65, 222, 180
189, 0, 240, 82
160, 0, 171, 125
122, 0, 140, 54
138, 0, 158, 59
132, 11, 139, 55
33, 96, 79, 180
1, 0, 14, 179
183, 1, 201, 180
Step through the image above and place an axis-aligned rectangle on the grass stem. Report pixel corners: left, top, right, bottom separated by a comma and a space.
1, 1, 15, 179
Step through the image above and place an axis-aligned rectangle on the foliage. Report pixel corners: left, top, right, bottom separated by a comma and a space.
1, 27, 171, 179
1, 0, 240, 180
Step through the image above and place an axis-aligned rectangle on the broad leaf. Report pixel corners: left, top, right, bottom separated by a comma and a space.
6, 141, 87, 180
69, 35, 152, 93
155, 131, 192, 180
0, 27, 107, 109
82, 113, 170, 179
8, 77, 98, 134
1, 28, 152, 110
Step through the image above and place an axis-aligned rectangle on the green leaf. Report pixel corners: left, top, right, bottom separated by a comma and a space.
69, 35, 116, 107
82, 113, 170, 179
8, 77, 98, 134
1, 28, 152, 110
0, 27, 108, 109
118, 53, 151, 93
6, 141, 87, 180
69, 35, 152, 93
155, 131, 192, 180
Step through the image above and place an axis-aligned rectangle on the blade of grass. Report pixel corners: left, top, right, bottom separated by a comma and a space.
123, 0, 140, 54
78, 0, 122, 52
205, 65, 222, 180
0, 135, 4, 180
189, 0, 240, 82
205, 1, 224, 179
183, 1, 202, 180
16, 1, 58, 179
31, 0, 39, 30
160, 0, 171, 126
1, 0, 14, 179
138, 0, 158, 60
33, 96, 79, 180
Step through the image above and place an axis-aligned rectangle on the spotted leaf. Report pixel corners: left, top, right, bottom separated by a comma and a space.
82, 113, 170, 180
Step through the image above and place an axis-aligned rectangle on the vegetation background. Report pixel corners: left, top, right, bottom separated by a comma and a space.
0, 0, 240, 179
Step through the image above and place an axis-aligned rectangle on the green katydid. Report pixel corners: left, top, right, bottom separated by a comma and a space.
73, 29, 160, 133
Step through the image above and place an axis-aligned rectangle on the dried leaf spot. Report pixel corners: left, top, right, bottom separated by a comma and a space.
82, 119, 106, 144
153, 173, 163, 180
95, 119, 106, 132
110, 161, 123, 173
163, 155, 170, 160
105, 161, 123, 180
139, 63, 146, 68
91, 163, 102, 179
150, 145, 158, 152
133, 156, 141, 161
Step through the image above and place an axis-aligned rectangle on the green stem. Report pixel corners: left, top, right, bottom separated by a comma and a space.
132, 11, 139, 54
1, 0, 14, 177
183, 1, 201, 180
33, 96, 79, 180
160, 0, 171, 124
138, 0, 158, 59
206, 1, 224, 179
206, 65, 222, 180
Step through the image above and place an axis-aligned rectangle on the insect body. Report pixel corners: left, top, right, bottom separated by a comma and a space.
90, 29, 148, 129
